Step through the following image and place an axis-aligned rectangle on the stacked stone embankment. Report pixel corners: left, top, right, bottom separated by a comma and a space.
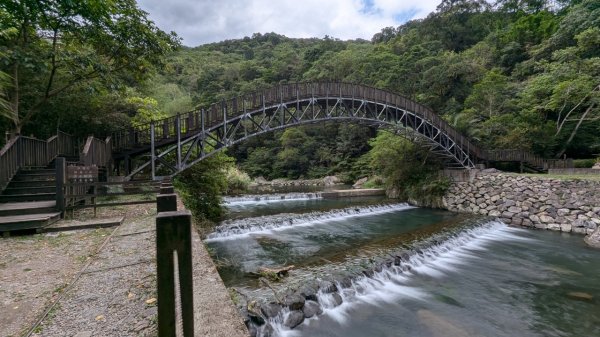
443, 171, 600, 235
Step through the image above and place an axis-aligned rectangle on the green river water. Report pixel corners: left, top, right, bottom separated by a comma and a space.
205, 193, 600, 337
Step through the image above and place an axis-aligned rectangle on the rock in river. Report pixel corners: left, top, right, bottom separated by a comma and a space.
260, 302, 282, 319
284, 311, 305, 328
303, 300, 323, 318
283, 294, 305, 310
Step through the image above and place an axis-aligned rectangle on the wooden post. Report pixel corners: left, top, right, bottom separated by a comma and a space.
157, 194, 177, 213
151, 122, 156, 180
55, 157, 66, 217
176, 114, 182, 170
156, 210, 194, 337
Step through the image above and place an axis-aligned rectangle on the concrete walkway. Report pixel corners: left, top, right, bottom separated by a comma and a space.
25, 204, 248, 337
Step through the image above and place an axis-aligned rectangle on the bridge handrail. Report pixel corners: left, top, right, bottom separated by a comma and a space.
80, 135, 112, 168
0, 131, 81, 191
108, 82, 569, 171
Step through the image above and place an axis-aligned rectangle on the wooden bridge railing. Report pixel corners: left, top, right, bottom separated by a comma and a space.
80, 135, 112, 168
109, 82, 482, 157
107, 82, 570, 171
0, 131, 78, 191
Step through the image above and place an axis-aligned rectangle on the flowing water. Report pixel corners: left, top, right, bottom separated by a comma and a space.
206, 192, 600, 337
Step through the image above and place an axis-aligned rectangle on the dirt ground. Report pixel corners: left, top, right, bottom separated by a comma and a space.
0, 228, 112, 337
1, 201, 248, 337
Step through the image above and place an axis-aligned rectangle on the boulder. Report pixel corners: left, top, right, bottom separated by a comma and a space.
297, 285, 318, 302
262, 323, 275, 337
319, 280, 338, 293
283, 294, 305, 311
331, 293, 343, 307
584, 227, 600, 249
323, 176, 340, 186
284, 311, 305, 329
353, 177, 368, 189
254, 176, 269, 185
260, 302, 282, 319
302, 300, 323, 318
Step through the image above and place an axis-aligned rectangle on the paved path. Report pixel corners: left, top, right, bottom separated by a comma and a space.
24, 204, 248, 337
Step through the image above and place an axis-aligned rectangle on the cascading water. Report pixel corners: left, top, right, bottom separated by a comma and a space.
223, 193, 323, 206
206, 203, 414, 241
209, 192, 600, 337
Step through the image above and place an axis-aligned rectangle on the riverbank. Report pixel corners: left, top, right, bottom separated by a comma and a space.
1, 203, 248, 337
442, 170, 600, 238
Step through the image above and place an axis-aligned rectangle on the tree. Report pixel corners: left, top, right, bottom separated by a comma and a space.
0, 0, 180, 134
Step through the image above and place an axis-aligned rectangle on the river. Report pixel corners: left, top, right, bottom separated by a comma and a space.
205, 192, 600, 337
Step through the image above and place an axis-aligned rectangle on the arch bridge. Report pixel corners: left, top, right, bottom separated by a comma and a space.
109, 82, 546, 179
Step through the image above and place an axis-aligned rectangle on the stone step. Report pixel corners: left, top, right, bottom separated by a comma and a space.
0, 212, 61, 234
0, 201, 57, 217
0, 193, 56, 203
2, 186, 56, 195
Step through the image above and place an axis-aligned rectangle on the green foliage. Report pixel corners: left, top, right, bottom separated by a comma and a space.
225, 166, 251, 195
0, 0, 179, 137
361, 132, 450, 201
573, 158, 596, 168
126, 96, 168, 126
174, 152, 233, 222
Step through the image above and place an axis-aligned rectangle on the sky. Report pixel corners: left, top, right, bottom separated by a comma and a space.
137, 0, 441, 47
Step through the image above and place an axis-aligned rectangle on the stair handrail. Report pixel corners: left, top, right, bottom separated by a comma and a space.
0, 135, 21, 191
0, 130, 81, 192
80, 135, 113, 168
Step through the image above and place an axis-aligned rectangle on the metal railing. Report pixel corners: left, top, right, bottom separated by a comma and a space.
108, 82, 570, 171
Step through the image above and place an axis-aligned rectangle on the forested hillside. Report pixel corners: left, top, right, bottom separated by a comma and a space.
1, 0, 599, 180
141, 0, 599, 179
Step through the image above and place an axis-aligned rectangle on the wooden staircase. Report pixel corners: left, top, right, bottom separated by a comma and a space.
0, 167, 61, 235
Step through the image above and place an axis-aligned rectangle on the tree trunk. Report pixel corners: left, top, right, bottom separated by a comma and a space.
11, 60, 20, 134
555, 104, 594, 159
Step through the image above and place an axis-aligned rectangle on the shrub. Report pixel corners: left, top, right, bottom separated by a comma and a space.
573, 158, 596, 168
225, 166, 251, 195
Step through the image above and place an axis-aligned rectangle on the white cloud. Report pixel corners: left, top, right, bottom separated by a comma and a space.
137, 0, 441, 46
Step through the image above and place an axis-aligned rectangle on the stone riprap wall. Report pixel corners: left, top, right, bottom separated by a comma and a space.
443, 171, 600, 234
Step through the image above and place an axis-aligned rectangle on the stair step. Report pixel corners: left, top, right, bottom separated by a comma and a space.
0, 201, 56, 217
11, 173, 56, 181
0, 193, 56, 203
2, 186, 56, 195
6, 180, 57, 188
0, 212, 61, 233
19, 169, 55, 175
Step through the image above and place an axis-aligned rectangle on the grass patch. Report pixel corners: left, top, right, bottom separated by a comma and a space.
509, 173, 600, 181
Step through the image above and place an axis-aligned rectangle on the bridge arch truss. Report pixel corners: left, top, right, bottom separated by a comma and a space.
111, 83, 481, 179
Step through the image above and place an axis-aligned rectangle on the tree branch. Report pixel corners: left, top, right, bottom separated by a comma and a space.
44, 27, 59, 99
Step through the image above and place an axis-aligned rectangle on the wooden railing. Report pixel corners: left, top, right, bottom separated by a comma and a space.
0, 131, 78, 191
109, 82, 570, 170
109, 82, 483, 159
80, 136, 112, 168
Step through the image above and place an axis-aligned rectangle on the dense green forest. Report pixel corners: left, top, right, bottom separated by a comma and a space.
2, 0, 599, 178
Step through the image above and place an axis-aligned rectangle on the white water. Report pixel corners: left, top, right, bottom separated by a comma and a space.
223, 193, 322, 206
268, 220, 532, 336
205, 203, 415, 242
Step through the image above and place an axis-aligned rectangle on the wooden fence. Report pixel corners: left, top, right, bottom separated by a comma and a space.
80, 135, 113, 168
